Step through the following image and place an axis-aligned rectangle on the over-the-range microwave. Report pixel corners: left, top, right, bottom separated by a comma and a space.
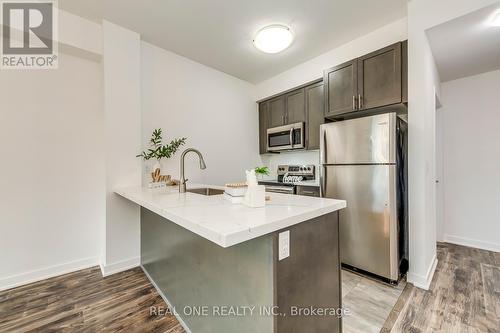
267, 122, 305, 152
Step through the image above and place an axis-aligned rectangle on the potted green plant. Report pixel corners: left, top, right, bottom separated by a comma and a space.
254, 166, 269, 180
137, 128, 186, 180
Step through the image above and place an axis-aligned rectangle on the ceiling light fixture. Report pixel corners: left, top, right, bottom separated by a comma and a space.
253, 24, 294, 54
490, 11, 500, 26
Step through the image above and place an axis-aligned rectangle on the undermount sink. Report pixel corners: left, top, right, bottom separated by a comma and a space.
186, 188, 224, 196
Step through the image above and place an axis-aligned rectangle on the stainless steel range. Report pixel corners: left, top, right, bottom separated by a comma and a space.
259, 165, 317, 195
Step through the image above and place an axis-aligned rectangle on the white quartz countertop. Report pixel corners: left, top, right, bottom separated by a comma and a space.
115, 184, 346, 248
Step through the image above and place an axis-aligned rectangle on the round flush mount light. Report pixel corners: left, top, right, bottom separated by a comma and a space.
253, 24, 294, 54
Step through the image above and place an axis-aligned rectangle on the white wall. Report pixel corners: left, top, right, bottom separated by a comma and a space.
0, 53, 104, 291
58, 9, 103, 61
102, 21, 142, 275
407, 5, 440, 289
407, 0, 498, 290
439, 69, 500, 252
141, 42, 259, 186
255, 18, 408, 100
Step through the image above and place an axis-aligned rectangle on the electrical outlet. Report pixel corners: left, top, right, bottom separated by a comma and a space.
278, 231, 290, 261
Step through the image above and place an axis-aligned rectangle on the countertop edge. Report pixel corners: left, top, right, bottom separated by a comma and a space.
220, 202, 346, 247
114, 187, 346, 248
114, 189, 229, 246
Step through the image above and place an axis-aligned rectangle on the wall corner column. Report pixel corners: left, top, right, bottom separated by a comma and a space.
102, 21, 142, 275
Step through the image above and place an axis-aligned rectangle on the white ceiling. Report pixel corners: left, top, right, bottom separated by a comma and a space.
58, 0, 407, 83
427, 2, 500, 83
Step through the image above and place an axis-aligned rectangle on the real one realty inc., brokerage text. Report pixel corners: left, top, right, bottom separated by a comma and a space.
150, 305, 351, 318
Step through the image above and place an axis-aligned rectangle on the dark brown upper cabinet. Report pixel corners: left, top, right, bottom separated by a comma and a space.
324, 41, 406, 119
324, 60, 358, 117
285, 88, 306, 124
257, 80, 322, 154
358, 43, 402, 110
266, 89, 306, 128
258, 102, 268, 154
305, 82, 324, 150
268, 95, 286, 128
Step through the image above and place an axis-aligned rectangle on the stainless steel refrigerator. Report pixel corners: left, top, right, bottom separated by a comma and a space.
320, 113, 408, 283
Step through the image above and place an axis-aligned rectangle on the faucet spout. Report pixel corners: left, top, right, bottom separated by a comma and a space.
179, 148, 206, 193
199, 157, 207, 170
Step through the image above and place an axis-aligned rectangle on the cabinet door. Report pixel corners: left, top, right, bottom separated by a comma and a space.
305, 82, 324, 150
324, 60, 358, 117
258, 102, 268, 154
358, 42, 402, 110
285, 88, 306, 124
268, 96, 286, 127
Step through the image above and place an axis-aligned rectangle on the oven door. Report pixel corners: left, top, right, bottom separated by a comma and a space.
267, 122, 304, 152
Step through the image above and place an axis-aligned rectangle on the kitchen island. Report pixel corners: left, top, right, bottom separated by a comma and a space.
115, 185, 346, 333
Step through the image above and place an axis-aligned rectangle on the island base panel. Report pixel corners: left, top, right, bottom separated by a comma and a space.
141, 208, 341, 333
141, 208, 274, 333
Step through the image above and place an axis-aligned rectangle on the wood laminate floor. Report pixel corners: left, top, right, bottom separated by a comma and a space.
391, 242, 500, 332
1, 266, 405, 333
0, 267, 184, 333
1, 242, 498, 332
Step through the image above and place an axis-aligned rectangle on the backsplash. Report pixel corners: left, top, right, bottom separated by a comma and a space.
258, 150, 320, 180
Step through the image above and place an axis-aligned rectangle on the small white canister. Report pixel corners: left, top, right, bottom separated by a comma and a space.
243, 185, 266, 208
242, 170, 265, 208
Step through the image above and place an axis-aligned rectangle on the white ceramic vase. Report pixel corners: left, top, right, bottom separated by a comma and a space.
152, 160, 162, 173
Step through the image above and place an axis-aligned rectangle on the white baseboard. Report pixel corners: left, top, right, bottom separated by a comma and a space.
408, 254, 438, 291
0, 256, 100, 292
100, 256, 140, 277
141, 265, 193, 333
444, 234, 500, 253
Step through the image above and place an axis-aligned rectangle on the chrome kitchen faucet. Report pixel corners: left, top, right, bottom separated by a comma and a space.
179, 148, 206, 193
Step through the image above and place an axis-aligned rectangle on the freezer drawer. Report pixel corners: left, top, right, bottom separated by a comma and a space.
322, 164, 398, 280
320, 113, 396, 165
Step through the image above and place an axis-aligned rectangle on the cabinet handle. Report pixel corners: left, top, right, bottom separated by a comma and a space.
282, 115, 285, 125
358, 94, 363, 109
352, 95, 357, 110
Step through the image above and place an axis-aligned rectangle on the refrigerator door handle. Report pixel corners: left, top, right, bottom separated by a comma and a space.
319, 165, 324, 198
320, 127, 327, 165
319, 127, 327, 197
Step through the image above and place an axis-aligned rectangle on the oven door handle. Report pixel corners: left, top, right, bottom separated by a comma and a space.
289, 128, 294, 148
265, 186, 295, 194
